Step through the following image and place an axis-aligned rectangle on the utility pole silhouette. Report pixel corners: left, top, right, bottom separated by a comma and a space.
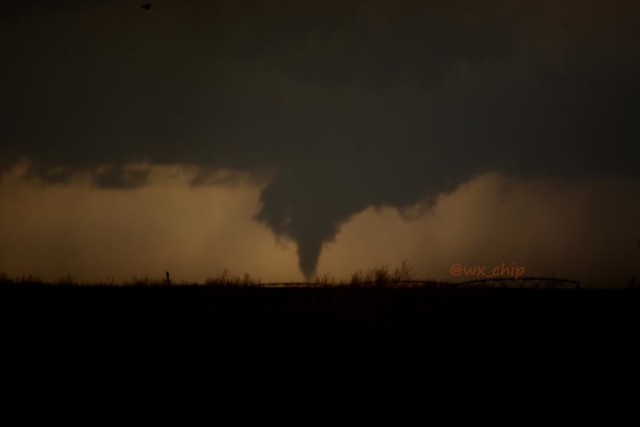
165, 271, 171, 286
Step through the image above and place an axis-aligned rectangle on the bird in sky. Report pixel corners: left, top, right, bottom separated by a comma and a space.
140, 4, 152, 10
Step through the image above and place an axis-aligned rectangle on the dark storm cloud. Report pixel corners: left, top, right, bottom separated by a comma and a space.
2, 0, 639, 278
93, 164, 150, 189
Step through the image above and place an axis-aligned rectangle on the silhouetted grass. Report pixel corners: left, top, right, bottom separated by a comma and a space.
204, 268, 260, 287
0, 260, 585, 289
2, 263, 639, 368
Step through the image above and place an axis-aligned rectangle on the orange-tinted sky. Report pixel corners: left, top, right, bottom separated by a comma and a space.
1, 1, 639, 284
1, 162, 637, 287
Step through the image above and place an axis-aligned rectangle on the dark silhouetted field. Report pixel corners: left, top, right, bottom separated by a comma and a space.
3, 277, 639, 384
2, 280, 639, 339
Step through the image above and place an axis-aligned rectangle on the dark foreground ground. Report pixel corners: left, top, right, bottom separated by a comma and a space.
2, 283, 638, 337
3, 283, 639, 385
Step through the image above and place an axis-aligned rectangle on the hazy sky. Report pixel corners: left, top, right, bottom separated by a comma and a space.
1, 1, 639, 285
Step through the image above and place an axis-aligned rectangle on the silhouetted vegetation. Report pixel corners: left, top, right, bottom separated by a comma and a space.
0, 261, 584, 289
204, 268, 260, 287
2, 262, 640, 345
